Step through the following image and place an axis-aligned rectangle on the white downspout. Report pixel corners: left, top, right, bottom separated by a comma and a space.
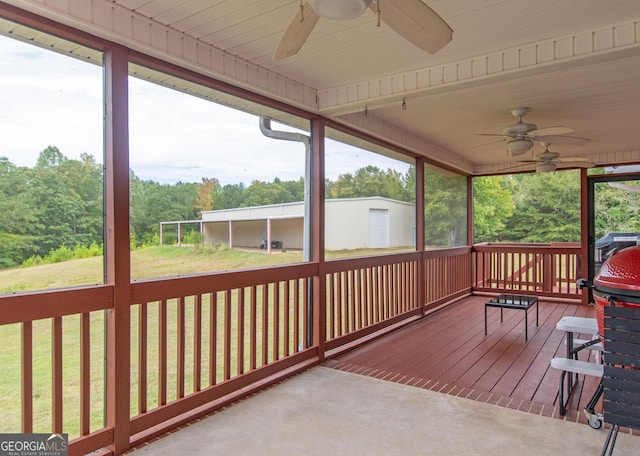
258, 117, 312, 261
259, 117, 313, 347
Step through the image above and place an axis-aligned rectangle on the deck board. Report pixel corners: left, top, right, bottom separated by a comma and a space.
326, 295, 602, 425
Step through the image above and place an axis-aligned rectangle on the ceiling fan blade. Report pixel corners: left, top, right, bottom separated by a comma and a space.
555, 161, 594, 169
370, 0, 452, 54
529, 126, 574, 137
273, 3, 320, 60
555, 157, 594, 168
506, 159, 553, 173
529, 135, 590, 146
556, 156, 592, 163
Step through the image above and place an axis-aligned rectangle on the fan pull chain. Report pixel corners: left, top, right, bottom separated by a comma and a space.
375, 0, 381, 27
299, 1, 304, 22
402, 97, 407, 110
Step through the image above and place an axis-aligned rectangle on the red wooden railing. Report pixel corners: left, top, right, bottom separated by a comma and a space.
0, 243, 585, 455
0, 286, 115, 455
323, 248, 473, 353
472, 242, 582, 300
424, 247, 473, 311
127, 263, 318, 447
324, 252, 422, 352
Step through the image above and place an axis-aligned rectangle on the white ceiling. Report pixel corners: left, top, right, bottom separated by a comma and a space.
10, 0, 640, 174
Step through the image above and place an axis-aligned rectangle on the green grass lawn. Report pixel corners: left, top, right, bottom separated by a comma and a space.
0, 245, 306, 294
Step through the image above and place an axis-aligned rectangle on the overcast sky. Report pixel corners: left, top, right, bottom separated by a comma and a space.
0, 33, 411, 186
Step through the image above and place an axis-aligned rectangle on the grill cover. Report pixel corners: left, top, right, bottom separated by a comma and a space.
594, 245, 640, 336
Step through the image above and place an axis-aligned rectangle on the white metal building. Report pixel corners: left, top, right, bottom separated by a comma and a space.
324, 197, 416, 251
163, 197, 415, 252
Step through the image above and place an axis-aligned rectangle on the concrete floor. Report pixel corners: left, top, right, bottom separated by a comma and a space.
129, 367, 639, 455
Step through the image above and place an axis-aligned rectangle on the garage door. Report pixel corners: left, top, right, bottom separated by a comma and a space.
369, 209, 389, 248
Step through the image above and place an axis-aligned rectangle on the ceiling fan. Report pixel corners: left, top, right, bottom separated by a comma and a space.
273, 0, 453, 60
516, 143, 594, 173
477, 107, 590, 156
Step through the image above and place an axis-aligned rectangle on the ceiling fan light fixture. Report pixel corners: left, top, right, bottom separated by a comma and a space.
309, 0, 372, 20
537, 162, 557, 173
503, 123, 537, 137
507, 138, 533, 156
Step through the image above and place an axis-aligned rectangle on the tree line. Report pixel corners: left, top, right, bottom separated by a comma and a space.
2, 146, 639, 269
1, 148, 417, 268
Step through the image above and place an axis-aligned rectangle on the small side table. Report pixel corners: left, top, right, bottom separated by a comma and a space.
484, 294, 539, 340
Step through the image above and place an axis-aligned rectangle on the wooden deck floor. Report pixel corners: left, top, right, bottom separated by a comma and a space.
325, 295, 602, 426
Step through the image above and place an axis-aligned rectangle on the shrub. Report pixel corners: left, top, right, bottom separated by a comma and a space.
182, 230, 202, 245
21, 243, 103, 267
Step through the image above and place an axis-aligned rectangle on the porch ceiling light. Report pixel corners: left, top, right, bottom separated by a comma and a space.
309, 0, 372, 20
507, 137, 533, 156
537, 162, 557, 173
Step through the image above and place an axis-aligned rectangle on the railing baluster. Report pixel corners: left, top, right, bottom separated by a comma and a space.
403, 262, 408, 313
399, 262, 404, 312
367, 267, 373, 326
390, 264, 397, 317
261, 284, 268, 366
510, 252, 515, 289
52, 316, 63, 433
336, 273, 342, 337
159, 299, 167, 405
348, 270, 355, 332
138, 304, 147, 414
348, 269, 360, 331
328, 274, 335, 339
385, 265, 391, 319
293, 280, 300, 352
488, 252, 494, 287
374, 266, 381, 321
302, 278, 309, 349
224, 290, 232, 380
341, 272, 346, 334
21, 321, 33, 434
237, 289, 245, 376
359, 269, 366, 327
396, 263, 401, 315
273, 282, 280, 362
391, 264, 396, 315
560, 254, 564, 291
375, 265, 382, 323
80, 313, 91, 434
194, 295, 202, 391
380, 265, 385, 319
209, 293, 217, 386
406, 261, 412, 311
250, 286, 257, 371
177, 297, 185, 399
283, 281, 290, 358
380, 266, 386, 320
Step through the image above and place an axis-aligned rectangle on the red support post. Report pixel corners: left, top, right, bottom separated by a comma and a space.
104, 44, 132, 455
312, 119, 326, 359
